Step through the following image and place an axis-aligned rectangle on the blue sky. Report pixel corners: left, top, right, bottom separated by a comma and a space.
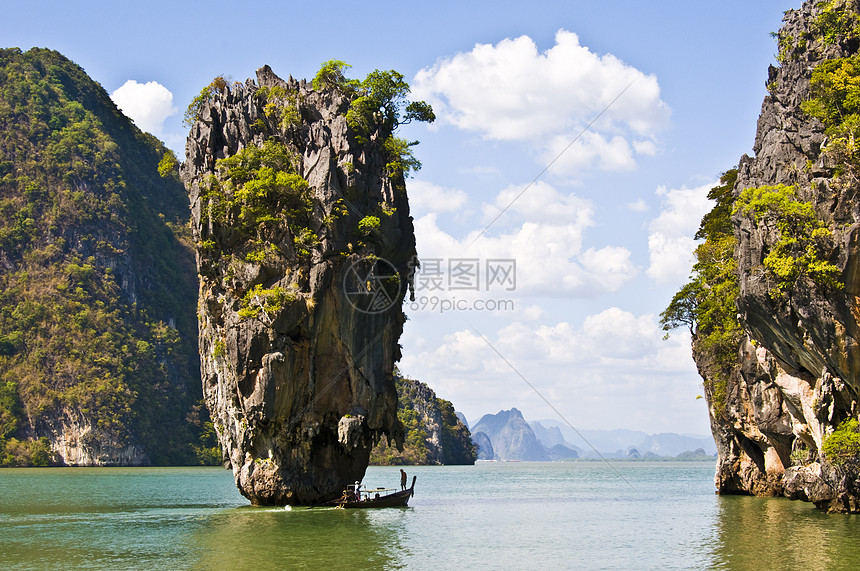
3, 1, 798, 435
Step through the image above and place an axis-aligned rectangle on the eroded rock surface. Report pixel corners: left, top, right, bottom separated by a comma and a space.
703, 1, 860, 512
181, 67, 415, 504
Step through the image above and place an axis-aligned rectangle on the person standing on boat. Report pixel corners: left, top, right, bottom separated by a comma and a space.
400, 469, 407, 491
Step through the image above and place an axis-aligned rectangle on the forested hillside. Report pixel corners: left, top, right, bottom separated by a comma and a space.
0, 48, 216, 466
371, 372, 476, 465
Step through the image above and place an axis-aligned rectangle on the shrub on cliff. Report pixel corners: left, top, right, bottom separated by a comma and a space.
312, 59, 434, 177
734, 184, 841, 295
661, 170, 742, 415
822, 418, 860, 466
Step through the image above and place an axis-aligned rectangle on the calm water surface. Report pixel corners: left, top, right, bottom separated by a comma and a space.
1, 462, 859, 569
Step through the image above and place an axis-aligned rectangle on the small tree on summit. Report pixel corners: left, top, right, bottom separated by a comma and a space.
313, 60, 435, 176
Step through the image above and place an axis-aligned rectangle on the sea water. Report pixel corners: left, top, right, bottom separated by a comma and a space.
1, 462, 859, 570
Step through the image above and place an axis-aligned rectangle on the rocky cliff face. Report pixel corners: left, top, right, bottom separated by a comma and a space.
370, 374, 475, 465
704, 0, 860, 512
0, 48, 201, 467
181, 66, 416, 505
472, 408, 549, 461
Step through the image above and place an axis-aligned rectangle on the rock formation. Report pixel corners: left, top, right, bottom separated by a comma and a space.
700, 0, 860, 512
370, 373, 476, 465
182, 66, 417, 504
472, 408, 549, 461
0, 48, 202, 467
473, 431, 495, 460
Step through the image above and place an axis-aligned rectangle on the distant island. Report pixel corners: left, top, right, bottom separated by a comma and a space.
469, 408, 716, 462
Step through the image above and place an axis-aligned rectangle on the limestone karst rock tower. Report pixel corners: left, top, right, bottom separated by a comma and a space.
695, 0, 860, 512
181, 66, 417, 505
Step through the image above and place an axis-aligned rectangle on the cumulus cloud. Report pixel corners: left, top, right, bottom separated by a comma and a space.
407, 179, 469, 216
398, 311, 704, 432
412, 29, 670, 174
413, 181, 637, 299
646, 182, 716, 285
110, 80, 177, 136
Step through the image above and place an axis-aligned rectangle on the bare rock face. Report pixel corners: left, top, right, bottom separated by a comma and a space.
706, 0, 860, 512
181, 67, 414, 505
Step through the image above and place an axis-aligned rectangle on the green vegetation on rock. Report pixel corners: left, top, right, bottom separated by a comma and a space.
734, 183, 841, 294
202, 138, 316, 261
371, 372, 476, 465
802, 50, 860, 181
822, 417, 860, 466
0, 48, 213, 466
183, 76, 228, 126
814, 0, 860, 46
238, 284, 296, 323
312, 59, 434, 177
661, 170, 742, 415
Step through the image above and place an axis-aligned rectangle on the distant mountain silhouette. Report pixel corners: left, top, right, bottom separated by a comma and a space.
471, 410, 717, 461
471, 408, 548, 461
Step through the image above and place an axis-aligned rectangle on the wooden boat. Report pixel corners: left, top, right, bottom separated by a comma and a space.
333, 475, 416, 508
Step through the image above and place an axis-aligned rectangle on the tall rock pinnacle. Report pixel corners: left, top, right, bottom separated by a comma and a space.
181, 66, 416, 505
696, 0, 860, 512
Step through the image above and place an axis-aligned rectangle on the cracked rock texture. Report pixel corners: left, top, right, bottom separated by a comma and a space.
703, 0, 860, 512
181, 66, 415, 505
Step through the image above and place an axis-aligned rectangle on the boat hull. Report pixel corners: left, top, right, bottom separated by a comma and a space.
334, 476, 416, 509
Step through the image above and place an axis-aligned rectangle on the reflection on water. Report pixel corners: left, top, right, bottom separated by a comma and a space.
1, 464, 859, 569
712, 494, 860, 570
191, 506, 407, 569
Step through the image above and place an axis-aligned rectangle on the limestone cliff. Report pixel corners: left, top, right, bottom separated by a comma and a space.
0, 48, 202, 467
471, 408, 549, 461
181, 66, 418, 504
370, 373, 476, 465
700, 0, 860, 512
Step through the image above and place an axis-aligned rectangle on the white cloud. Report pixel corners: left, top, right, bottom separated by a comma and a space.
110, 80, 177, 136
543, 131, 636, 174
483, 180, 593, 227
407, 180, 469, 216
646, 182, 715, 285
627, 199, 648, 212
398, 311, 705, 432
413, 181, 638, 298
412, 29, 670, 174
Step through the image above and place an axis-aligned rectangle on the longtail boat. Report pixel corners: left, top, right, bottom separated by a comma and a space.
333, 475, 416, 508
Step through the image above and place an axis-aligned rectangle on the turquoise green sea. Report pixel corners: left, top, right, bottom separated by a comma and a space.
1, 462, 859, 570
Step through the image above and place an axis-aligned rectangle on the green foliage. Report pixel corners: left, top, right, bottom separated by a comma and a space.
0, 382, 21, 441
258, 85, 302, 131
734, 184, 841, 294
822, 417, 860, 465
661, 170, 742, 416
357, 215, 381, 236
238, 284, 296, 322
213, 339, 226, 359
312, 60, 359, 93
1, 436, 54, 467
192, 421, 222, 466
313, 60, 434, 173
202, 139, 314, 249
183, 76, 228, 126
370, 372, 476, 465
383, 136, 422, 177
157, 150, 178, 177
802, 53, 860, 181
813, 0, 860, 46
244, 248, 266, 263
437, 397, 477, 465
0, 48, 206, 466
